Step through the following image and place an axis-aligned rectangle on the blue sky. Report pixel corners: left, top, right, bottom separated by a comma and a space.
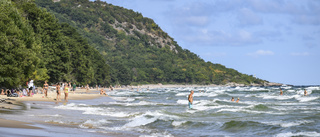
103, 0, 320, 85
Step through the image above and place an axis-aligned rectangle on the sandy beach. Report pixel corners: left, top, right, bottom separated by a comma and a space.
0, 88, 106, 129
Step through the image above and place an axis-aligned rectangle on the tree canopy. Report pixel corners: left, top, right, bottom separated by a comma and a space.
0, 0, 110, 88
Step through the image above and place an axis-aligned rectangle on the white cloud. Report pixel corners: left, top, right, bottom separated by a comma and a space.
237, 8, 263, 26
177, 16, 209, 26
247, 50, 275, 57
291, 52, 310, 56
181, 29, 262, 46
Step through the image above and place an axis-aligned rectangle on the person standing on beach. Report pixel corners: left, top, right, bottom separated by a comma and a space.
86, 84, 89, 92
43, 80, 49, 97
304, 89, 307, 96
28, 79, 34, 97
188, 90, 194, 109
72, 83, 76, 93
280, 88, 283, 95
64, 82, 69, 102
56, 83, 61, 101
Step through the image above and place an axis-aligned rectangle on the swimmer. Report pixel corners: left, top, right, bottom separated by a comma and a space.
236, 97, 239, 103
100, 89, 108, 96
231, 97, 235, 102
188, 90, 194, 109
280, 88, 283, 95
304, 89, 307, 96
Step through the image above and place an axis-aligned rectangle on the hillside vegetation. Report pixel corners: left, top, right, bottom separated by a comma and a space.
0, 0, 110, 88
35, 0, 267, 86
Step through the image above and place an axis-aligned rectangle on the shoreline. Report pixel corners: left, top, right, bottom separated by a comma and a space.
127, 82, 284, 89
0, 88, 107, 129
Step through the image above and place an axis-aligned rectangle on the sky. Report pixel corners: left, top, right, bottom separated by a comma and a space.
102, 0, 320, 85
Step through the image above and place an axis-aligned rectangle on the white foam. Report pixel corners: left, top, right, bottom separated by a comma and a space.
262, 120, 314, 128
123, 111, 179, 128
295, 96, 318, 102
177, 99, 188, 105
55, 103, 137, 117
140, 131, 174, 137
124, 115, 157, 128
111, 97, 135, 102
306, 86, 320, 90
172, 120, 187, 127
275, 131, 320, 137
175, 92, 188, 97
79, 119, 111, 129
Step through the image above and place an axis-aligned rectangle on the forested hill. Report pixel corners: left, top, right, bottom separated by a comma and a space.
34, 0, 268, 86
0, 0, 110, 88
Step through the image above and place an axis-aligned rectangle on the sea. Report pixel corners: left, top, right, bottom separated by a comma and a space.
0, 86, 320, 137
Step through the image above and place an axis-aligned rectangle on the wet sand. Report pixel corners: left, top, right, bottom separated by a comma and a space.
0, 118, 41, 129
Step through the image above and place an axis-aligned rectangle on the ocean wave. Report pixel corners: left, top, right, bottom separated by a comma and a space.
295, 96, 318, 102
275, 131, 320, 137
171, 120, 187, 127
220, 120, 271, 132
123, 111, 179, 128
262, 120, 314, 128
55, 103, 138, 117
79, 119, 111, 129
111, 97, 135, 102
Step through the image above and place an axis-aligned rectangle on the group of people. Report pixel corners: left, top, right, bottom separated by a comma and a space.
55, 82, 76, 102
0, 79, 45, 97
187, 88, 309, 109
280, 88, 308, 96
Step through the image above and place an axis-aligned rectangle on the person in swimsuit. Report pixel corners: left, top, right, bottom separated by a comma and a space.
56, 83, 61, 101
280, 88, 283, 95
304, 89, 307, 96
64, 82, 69, 102
100, 89, 108, 96
188, 90, 194, 109
231, 97, 235, 101
236, 97, 240, 103
43, 80, 49, 97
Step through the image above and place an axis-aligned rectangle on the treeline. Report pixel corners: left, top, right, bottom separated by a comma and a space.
0, 0, 110, 88
35, 0, 267, 85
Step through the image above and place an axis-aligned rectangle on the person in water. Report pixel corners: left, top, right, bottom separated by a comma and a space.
43, 80, 49, 97
304, 89, 307, 96
231, 97, 235, 101
64, 82, 69, 102
100, 89, 108, 96
280, 88, 283, 95
236, 97, 240, 103
188, 90, 194, 109
56, 83, 61, 101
